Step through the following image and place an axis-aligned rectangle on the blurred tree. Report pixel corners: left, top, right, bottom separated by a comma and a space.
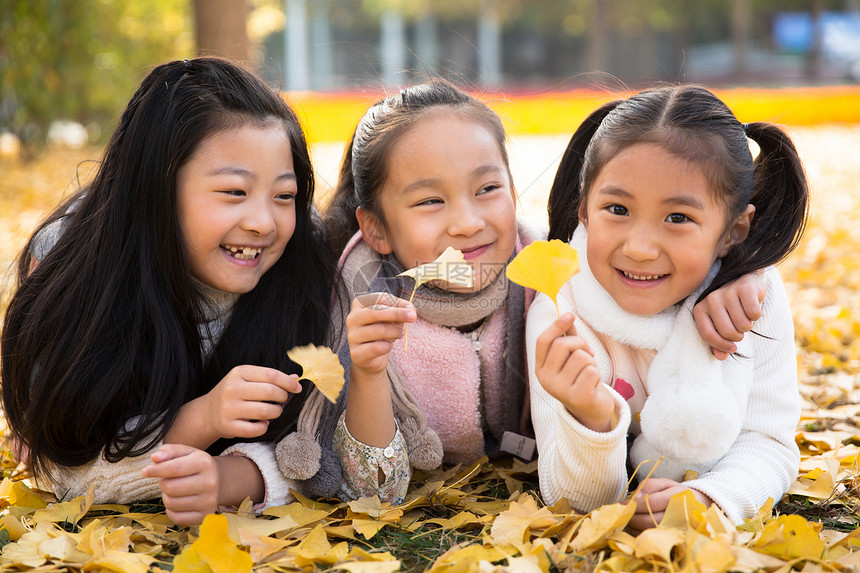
193, 0, 250, 63
0, 0, 191, 159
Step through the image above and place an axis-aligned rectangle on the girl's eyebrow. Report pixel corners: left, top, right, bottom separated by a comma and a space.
597, 186, 704, 210
401, 164, 504, 194
206, 166, 297, 181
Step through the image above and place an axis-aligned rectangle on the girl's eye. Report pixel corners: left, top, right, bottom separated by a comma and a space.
667, 213, 690, 224
415, 198, 443, 207
608, 204, 628, 216
276, 192, 296, 202
222, 189, 246, 197
477, 184, 500, 195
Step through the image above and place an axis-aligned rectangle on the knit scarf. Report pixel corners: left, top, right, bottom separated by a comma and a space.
568, 226, 753, 481
277, 223, 537, 497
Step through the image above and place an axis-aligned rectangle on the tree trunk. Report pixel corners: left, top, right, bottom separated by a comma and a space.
193, 0, 250, 64
731, 0, 750, 82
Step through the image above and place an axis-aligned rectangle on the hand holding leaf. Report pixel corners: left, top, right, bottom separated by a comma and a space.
287, 344, 345, 404
505, 240, 580, 315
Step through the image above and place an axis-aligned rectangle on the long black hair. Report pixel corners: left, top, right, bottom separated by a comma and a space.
547, 85, 809, 302
2, 57, 334, 477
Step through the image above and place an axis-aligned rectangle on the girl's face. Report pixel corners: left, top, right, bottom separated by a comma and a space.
176, 122, 297, 294
358, 110, 518, 292
581, 142, 749, 315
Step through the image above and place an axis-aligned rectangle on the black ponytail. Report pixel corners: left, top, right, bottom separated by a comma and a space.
548, 100, 620, 242
698, 122, 809, 301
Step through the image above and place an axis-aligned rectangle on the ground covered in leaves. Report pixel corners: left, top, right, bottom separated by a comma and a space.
1, 125, 860, 572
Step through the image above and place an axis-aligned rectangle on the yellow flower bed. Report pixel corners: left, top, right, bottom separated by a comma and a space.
288, 85, 860, 144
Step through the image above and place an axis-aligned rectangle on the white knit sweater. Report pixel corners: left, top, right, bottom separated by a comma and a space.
526, 266, 800, 524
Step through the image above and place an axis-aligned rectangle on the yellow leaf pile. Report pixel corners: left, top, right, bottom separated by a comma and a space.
286, 344, 345, 403
505, 239, 579, 314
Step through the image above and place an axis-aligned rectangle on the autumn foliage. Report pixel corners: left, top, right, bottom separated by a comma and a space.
1, 90, 860, 571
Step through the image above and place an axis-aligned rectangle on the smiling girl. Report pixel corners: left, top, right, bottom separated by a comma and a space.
1, 58, 334, 525
529, 85, 809, 527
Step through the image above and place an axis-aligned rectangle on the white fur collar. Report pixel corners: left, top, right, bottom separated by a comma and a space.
568, 225, 752, 480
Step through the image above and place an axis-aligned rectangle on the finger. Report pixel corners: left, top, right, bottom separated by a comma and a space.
541, 335, 592, 376
165, 508, 208, 527
693, 307, 738, 356
229, 381, 291, 405
535, 313, 576, 368
354, 292, 408, 310
232, 366, 303, 394
147, 443, 196, 465
637, 478, 679, 495
223, 419, 272, 439
739, 290, 763, 323
349, 322, 406, 346
350, 305, 416, 327
232, 401, 284, 423
629, 511, 664, 531
159, 474, 217, 499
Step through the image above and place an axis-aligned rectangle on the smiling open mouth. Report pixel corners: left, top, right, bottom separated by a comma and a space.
620, 270, 667, 281
222, 244, 262, 260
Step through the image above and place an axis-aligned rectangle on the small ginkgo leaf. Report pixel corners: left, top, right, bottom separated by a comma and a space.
287, 344, 345, 404
398, 247, 475, 297
397, 247, 474, 350
505, 240, 579, 314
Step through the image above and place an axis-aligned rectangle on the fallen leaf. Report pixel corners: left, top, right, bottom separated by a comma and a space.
287, 344, 345, 403
491, 494, 559, 548
505, 240, 579, 314
174, 514, 252, 573
571, 502, 636, 552
753, 514, 826, 561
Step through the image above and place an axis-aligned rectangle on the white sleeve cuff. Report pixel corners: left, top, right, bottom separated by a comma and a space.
222, 442, 297, 510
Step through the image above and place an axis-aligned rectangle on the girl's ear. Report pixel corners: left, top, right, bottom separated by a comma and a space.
578, 202, 589, 229
719, 204, 755, 257
356, 207, 393, 255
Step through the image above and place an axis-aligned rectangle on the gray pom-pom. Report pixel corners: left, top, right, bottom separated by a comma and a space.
276, 432, 321, 480
406, 428, 443, 471
299, 446, 343, 499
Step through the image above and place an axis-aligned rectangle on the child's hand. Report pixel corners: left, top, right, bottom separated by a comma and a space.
534, 313, 614, 432
143, 444, 220, 526
693, 272, 766, 360
204, 366, 302, 440
347, 293, 416, 378
627, 478, 713, 532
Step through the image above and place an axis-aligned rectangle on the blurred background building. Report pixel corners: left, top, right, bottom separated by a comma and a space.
2, 0, 860, 155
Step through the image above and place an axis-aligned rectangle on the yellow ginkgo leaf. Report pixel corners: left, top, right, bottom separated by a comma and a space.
397, 247, 474, 350
287, 344, 345, 404
182, 513, 253, 573
505, 240, 579, 314
397, 246, 475, 297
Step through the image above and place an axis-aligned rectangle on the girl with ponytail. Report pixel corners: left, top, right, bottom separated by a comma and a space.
530, 85, 808, 527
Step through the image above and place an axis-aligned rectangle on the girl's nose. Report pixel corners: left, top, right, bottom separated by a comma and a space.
448, 204, 485, 237
622, 227, 660, 261
240, 201, 276, 236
